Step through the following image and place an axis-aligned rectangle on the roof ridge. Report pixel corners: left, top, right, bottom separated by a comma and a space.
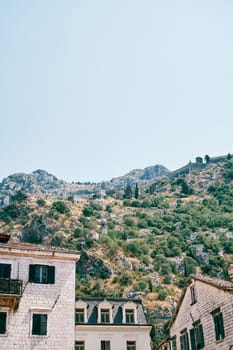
190, 274, 233, 290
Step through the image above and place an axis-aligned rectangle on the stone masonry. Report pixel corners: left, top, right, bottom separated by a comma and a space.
0, 240, 79, 349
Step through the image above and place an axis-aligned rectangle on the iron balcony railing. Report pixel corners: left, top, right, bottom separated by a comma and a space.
0, 278, 22, 295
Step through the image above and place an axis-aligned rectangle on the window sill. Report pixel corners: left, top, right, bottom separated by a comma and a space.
216, 338, 225, 344
30, 335, 49, 338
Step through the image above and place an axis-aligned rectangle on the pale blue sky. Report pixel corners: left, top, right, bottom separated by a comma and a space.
0, 1, 233, 182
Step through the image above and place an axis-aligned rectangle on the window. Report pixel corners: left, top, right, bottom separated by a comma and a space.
126, 309, 135, 324
101, 340, 110, 350
0, 312, 7, 334
76, 309, 85, 324
75, 341, 85, 350
127, 341, 136, 350
100, 309, 110, 323
32, 314, 47, 335
0, 264, 11, 279
171, 337, 177, 350
190, 286, 197, 305
180, 330, 190, 350
212, 309, 225, 341
190, 322, 204, 350
29, 265, 55, 284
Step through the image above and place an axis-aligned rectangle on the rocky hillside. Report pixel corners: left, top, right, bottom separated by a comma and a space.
0, 169, 97, 205
103, 164, 170, 190
0, 155, 233, 348
0, 165, 170, 206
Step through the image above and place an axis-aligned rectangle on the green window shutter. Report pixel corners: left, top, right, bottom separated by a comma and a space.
0, 312, 7, 334
48, 266, 55, 284
190, 328, 196, 350
185, 332, 190, 350
198, 324, 204, 348
29, 265, 36, 282
213, 314, 220, 341
40, 314, 48, 335
218, 312, 225, 339
172, 339, 177, 350
180, 335, 184, 350
3, 264, 11, 278
32, 314, 47, 335
0, 263, 11, 278
32, 314, 40, 334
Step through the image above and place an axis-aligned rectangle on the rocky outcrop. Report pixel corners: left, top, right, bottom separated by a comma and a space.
0, 169, 95, 204
104, 165, 170, 190
76, 252, 112, 279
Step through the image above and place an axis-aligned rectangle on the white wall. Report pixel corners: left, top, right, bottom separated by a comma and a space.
75, 326, 152, 350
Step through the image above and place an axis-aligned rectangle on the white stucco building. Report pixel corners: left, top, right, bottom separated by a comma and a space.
0, 234, 80, 349
75, 297, 152, 350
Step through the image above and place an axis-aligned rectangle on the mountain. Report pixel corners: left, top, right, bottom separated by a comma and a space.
0, 169, 96, 205
0, 164, 170, 205
103, 164, 170, 190
0, 156, 233, 348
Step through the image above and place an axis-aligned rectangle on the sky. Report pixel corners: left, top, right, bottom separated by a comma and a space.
0, 1, 233, 183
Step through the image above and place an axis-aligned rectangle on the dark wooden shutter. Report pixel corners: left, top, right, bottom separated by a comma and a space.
48, 266, 55, 284
180, 335, 184, 350
190, 328, 196, 350
32, 314, 40, 334
198, 324, 204, 348
218, 312, 225, 339
0, 263, 11, 278
29, 265, 36, 282
213, 314, 220, 341
40, 314, 47, 335
0, 312, 7, 334
185, 332, 190, 350
32, 314, 47, 335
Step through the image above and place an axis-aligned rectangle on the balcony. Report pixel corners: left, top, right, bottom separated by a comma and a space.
0, 278, 23, 310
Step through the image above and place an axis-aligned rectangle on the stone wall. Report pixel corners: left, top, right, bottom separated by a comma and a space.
0, 253, 76, 349
170, 280, 233, 350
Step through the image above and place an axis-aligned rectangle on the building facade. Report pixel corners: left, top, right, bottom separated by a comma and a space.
75, 297, 152, 350
0, 235, 79, 349
169, 274, 233, 350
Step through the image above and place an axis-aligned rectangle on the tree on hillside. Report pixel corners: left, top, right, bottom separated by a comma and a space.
124, 184, 133, 199
134, 183, 139, 199
204, 155, 210, 163
196, 156, 203, 164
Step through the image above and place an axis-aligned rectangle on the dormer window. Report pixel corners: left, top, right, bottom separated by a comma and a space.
101, 309, 110, 323
122, 302, 138, 324
97, 301, 113, 324
76, 309, 85, 323
126, 309, 135, 324
75, 301, 88, 324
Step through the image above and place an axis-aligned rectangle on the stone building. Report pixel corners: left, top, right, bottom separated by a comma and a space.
169, 274, 233, 350
75, 297, 152, 350
0, 234, 80, 349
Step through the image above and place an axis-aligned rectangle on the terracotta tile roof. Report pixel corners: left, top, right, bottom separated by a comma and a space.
191, 274, 233, 290
0, 238, 80, 255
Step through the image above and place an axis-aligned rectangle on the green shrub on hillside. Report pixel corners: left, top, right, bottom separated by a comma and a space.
52, 201, 70, 214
